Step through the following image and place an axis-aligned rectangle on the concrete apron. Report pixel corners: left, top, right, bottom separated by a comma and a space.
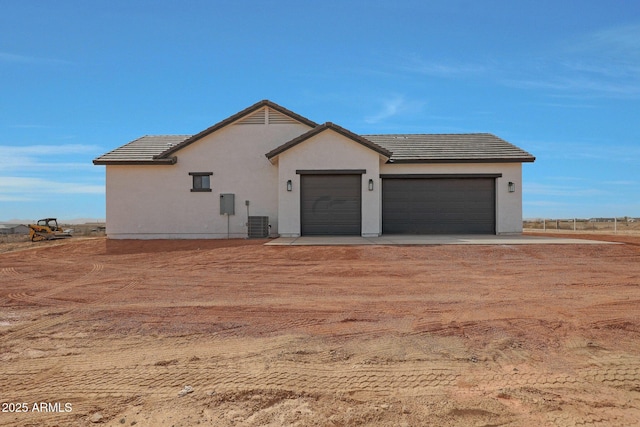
265, 234, 619, 246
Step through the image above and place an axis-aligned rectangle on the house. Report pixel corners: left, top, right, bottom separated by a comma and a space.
0, 224, 30, 235
93, 100, 535, 239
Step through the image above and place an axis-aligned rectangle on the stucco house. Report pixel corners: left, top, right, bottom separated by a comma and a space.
0, 224, 30, 235
93, 100, 534, 239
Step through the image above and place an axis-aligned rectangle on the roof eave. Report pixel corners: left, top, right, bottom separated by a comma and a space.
387, 157, 536, 164
93, 157, 177, 166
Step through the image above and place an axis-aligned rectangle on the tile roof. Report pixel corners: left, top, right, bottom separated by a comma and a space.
94, 132, 535, 165
93, 135, 190, 165
93, 101, 534, 165
363, 133, 535, 163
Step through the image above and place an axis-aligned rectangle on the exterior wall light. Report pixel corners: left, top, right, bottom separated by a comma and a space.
368, 179, 374, 191
286, 180, 292, 191
508, 181, 515, 193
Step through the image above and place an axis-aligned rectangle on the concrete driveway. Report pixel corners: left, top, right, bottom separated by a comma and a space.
265, 234, 617, 246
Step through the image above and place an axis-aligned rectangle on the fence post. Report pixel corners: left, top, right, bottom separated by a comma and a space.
615, 217, 617, 234
543, 219, 546, 231
573, 218, 576, 231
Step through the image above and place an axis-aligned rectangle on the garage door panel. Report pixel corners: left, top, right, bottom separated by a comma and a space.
383, 178, 495, 234
301, 175, 361, 236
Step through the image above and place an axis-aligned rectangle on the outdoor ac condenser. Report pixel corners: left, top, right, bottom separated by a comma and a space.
247, 216, 269, 238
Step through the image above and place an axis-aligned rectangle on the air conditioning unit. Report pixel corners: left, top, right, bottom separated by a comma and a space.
247, 216, 269, 238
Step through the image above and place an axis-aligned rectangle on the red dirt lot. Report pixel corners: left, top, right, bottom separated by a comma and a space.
0, 236, 639, 426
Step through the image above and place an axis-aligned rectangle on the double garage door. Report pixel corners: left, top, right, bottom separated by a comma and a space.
382, 177, 496, 234
300, 174, 497, 235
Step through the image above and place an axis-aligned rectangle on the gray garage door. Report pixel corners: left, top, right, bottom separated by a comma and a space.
301, 174, 361, 235
382, 178, 496, 234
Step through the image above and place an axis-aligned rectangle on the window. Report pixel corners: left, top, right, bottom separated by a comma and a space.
189, 172, 212, 192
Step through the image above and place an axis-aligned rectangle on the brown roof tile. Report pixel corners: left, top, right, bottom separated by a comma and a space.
363, 133, 535, 163
92, 135, 190, 165
93, 102, 535, 165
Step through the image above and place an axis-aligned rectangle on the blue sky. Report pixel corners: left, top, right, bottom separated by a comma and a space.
1, 0, 639, 221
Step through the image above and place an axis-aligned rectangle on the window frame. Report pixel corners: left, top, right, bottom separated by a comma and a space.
189, 172, 213, 192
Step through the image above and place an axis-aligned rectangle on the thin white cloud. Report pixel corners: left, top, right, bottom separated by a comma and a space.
0, 52, 35, 62
394, 24, 640, 99
0, 177, 104, 201
522, 139, 640, 163
397, 53, 489, 78
0, 144, 102, 172
0, 159, 96, 172
603, 180, 638, 186
560, 60, 640, 79
408, 62, 488, 77
0, 195, 34, 202
539, 176, 585, 182
534, 101, 597, 109
523, 182, 608, 198
505, 75, 640, 98
507, 24, 640, 99
0, 51, 70, 65
7, 124, 51, 129
365, 96, 405, 124
364, 95, 424, 124
524, 200, 570, 207
571, 24, 640, 59
0, 144, 100, 156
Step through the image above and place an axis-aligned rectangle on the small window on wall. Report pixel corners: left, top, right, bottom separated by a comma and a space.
189, 172, 212, 192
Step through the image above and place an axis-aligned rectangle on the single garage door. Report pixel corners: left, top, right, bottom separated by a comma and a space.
383, 177, 496, 234
301, 174, 361, 235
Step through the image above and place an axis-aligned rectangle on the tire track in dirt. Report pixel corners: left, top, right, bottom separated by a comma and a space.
462, 352, 640, 395
0, 267, 22, 304
0, 260, 79, 286
4, 351, 638, 405
1, 266, 20, 278
2, 338, 638, 427
38, 263, 104, 297
478, 364, 640, 391
0, 411, 80, 427
3, 263, 103, 310
3, 263, 105, 307
0, 279, 138, 341
5, 292, 84, 308
0, 360, 464, 399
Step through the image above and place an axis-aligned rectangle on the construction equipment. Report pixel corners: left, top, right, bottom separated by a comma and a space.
28, 218, 73, 242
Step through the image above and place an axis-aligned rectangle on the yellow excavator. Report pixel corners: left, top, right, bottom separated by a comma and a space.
28, 218, 73, 242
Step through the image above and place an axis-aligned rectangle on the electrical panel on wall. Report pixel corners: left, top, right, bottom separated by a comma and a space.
220, 193, 235, 215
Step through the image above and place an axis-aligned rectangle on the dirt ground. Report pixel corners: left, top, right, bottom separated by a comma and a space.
0, 235, 639, 426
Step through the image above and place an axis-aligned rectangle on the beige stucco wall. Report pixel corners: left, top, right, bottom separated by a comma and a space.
379, 162, 524, 234
105, 119, 310, 239
275, 130, 384, 237
104, 113, 526, 238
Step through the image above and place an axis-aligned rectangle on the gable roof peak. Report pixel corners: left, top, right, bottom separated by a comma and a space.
152, 99, 318, 159
266, 121, 392, 160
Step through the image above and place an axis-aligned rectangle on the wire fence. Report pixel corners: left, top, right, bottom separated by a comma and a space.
524, 218, 640, 234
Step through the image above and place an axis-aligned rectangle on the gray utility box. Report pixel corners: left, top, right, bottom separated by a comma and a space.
220, 193, 235, 215
248, 216, 269, 238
